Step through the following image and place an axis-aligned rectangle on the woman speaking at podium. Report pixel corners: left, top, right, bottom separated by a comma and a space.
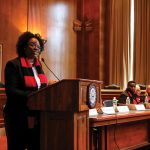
3, 31, 48, 150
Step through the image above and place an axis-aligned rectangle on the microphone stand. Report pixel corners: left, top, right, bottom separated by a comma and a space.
41, 58, 60, 81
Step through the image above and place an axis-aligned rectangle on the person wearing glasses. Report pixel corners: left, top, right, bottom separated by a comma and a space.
118, 81, 142, 104
4, 31, 48, 150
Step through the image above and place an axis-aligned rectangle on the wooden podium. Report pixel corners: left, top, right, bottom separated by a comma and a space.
27, 79, 102, 150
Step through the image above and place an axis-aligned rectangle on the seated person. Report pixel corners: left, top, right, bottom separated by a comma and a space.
118, 81, 142, 104
136, 84, 145, 103
135, 84, 141, 95
144, 85, 150, 102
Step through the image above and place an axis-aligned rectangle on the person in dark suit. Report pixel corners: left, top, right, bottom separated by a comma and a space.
3, 31, 48, 150
118, 81, 142, 104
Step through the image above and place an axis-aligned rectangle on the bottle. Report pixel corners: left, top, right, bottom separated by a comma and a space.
126, 97, 130, 105
112, 97, 118, 109
145, 96, 148, 104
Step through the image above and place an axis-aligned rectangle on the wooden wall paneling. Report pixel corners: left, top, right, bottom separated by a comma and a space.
76, 0, 88, 78
101, 89, 123, 101
99, 0, 106, 86
0, 0, 28, 82
28, 0, 50, 80
45, 0, 77, 80
84, 0, 100, 80
104, 0, 111, 86
0, 0, 106, 83
28, 0, 77, 81
76, 0, 100, 80
28, 0, 47, 35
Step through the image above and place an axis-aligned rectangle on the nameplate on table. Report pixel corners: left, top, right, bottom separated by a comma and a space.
101, 107, 116, 115
117, 106, 129, 113
89, 108, 98, 116
135, 104, 145, 111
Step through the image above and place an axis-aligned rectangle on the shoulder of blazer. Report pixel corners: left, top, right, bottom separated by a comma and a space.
5, 57, 22, 77
6, 57, 20, 66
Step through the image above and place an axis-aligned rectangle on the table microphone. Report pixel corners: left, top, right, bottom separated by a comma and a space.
41, 58, 60, 81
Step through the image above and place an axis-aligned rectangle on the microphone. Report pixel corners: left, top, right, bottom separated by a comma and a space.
41, 58, 60, 81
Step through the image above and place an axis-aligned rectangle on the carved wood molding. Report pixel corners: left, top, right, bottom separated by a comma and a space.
73, 19, 82, 31
73, 19, 93, 32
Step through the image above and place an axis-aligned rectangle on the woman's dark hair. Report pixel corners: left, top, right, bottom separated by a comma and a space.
16, 31, 46, 57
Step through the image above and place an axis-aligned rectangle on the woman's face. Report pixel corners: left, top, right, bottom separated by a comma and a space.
25, 37, 41, 59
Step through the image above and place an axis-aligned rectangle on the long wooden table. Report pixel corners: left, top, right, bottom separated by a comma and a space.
1, 87, 150, 149
90, 110, 150, 150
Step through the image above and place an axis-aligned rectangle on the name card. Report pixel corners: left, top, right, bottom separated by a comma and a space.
135, 104, 145, 111
89, 108, 98, 116
101, 107, 116, 115
117, 106, 129, 113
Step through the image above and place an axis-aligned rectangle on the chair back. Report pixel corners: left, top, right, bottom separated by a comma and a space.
103, 100, 113, 107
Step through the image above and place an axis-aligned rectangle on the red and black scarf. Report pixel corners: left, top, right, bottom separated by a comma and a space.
147, 95, 150, 102
127, 89, 141, 104
20, 57, 48, 89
